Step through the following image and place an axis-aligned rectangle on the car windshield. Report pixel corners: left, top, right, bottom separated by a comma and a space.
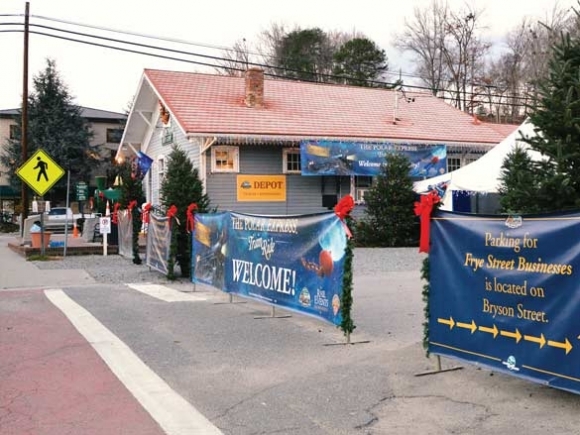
48, 209, 66, 215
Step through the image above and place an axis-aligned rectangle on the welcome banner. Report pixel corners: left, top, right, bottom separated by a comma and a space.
300, 140, 447, 177
429, 210, 580, 394
192, 211, 348, 325
146, 213, 171, 275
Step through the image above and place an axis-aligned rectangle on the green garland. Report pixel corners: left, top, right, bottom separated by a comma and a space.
131, 207, 142, 265
340, 217, 355, 338
421, 256, 430, 356
166, 219, 178, 280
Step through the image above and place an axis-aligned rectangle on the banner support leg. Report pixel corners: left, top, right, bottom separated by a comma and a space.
414, 355, 463, 377
323, 331, 370, 346
254, 305, 291, 319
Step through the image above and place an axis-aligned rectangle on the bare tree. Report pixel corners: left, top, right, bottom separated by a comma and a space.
479, 3, 573, 122
216, 38, 252, 76
256, 22, 293, 77
394, 0, 448, 96
440, 5, 489, 112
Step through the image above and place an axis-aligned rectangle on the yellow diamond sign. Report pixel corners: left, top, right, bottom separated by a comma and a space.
16, 149, 65, 197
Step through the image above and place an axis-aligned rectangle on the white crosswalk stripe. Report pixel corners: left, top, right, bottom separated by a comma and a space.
127, 283, 208, 302
45, 289, 223, 435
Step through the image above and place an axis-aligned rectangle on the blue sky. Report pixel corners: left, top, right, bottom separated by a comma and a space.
0, 0, 575, 113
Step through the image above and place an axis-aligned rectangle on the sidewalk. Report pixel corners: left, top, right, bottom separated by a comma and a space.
0, 234, 96, 289
0, 233, 176, 435
0, 289, 167, 435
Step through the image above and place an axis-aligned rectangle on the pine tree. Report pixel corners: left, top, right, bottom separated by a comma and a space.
358, 152, 417, 246
513, 23, 580, 212
161, 146, 211, 278
118, 159, 146, 264
498, 146, 544, 214
0, 59, 96, 204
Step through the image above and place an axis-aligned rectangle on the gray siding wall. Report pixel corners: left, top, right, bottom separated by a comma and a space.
205, 145, 350, 215
145, 121, 201, 206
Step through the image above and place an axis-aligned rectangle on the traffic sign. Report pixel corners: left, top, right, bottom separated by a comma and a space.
76, 182, 88, 201
16, 149, 65, 197
99, 216, 111, 234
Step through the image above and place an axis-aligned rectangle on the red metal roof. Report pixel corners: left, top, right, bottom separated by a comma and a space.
144, 69, 509, 144
484, 122, 520, 137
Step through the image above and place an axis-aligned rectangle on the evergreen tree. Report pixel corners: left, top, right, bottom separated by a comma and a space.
277, 28, 333, 82
0, 59, 96, 204
332, 38, 389, 86
507, 22, 580, 212
160, 146, 211, 278
498, 146, 544, 214
118, 158, 146, 264
358, 152, 417, 246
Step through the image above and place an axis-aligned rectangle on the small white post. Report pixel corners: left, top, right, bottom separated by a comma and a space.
102, 209, 110, 257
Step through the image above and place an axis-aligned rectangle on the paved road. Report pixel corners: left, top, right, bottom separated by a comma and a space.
2, 235, 580, 434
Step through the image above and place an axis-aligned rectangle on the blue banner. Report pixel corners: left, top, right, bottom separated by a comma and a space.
192, 211, 348, 325
300, 140, 447, 177
429, 210, 580, 394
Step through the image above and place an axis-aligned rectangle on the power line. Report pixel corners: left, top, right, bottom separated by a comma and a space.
2, 12, 541, 96
0, 21, 533, 108
29, 13, 539, 94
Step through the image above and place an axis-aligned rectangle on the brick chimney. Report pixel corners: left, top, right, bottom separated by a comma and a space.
245, 68, 264, 108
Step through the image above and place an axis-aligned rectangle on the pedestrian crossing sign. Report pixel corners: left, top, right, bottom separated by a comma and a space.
16, 149, 65, 197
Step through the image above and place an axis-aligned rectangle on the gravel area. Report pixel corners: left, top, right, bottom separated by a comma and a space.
30, 247, 427, 285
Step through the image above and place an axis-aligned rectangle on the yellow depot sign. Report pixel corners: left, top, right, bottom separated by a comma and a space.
237, 175, 286, 202
16, 149, 65, 196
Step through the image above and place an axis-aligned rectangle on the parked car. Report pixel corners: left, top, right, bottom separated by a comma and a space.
47, 207, 74, 220
34, 207, 99, 233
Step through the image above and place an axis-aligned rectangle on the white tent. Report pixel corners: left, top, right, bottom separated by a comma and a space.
413, 119, 543, 210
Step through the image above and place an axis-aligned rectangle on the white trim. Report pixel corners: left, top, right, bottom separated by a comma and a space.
355, 188, 369, 204
210, 146, 239, 173
282, 148, 301, 174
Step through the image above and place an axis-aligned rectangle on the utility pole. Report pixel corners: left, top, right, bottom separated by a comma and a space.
20, 1, 30, 234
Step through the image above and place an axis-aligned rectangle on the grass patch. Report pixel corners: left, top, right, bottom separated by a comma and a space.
27, 254, 62, 261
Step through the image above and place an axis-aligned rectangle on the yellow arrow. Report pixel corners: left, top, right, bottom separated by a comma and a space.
456, 320, 477, 334
478, 324, 498, 338
500, 328, 522, 343
547, 338, 573, 355
523, 333, 546, 348
437, 317, 455, 329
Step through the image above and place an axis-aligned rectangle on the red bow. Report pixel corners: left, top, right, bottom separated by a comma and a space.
142, 203, 152, 224
112, 202, 121, 224
414, 191, 441, 253
128, 200, 138, 216
186, 203, 197, 232
167, 205, 178, 228
334, 194, 355, 238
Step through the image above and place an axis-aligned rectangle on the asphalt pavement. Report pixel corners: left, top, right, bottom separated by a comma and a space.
2, 234, 580, 435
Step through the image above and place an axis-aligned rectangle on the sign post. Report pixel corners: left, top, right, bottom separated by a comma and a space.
100, 216, 111, 256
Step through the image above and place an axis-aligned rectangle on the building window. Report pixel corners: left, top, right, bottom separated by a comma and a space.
106, 128, 123, 143
158, 156, 165, 179
211, 146, 239, 172
161, 128, 173, 145
283, 148, 301, 173
465, 156, 478, 165
447, 157, 461, 172
9, 124, 19, 140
